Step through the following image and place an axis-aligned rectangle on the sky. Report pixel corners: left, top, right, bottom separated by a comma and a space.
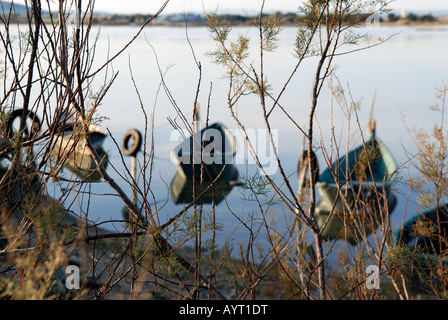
10, 0, 448, 15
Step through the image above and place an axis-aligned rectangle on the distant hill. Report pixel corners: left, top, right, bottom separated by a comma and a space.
0, 1, 28, 15
390, 9, 448, 18
0, 1, 50, 16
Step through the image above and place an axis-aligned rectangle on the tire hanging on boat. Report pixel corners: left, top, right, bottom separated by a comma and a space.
6, 109, 41, 139
121, 128, 142, 156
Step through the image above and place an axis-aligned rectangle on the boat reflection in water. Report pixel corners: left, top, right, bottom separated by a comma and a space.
311, 121, 398, 244
170, 164, 239, 205
170, 119, 239, 205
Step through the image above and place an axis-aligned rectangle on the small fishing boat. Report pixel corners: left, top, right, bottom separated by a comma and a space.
316, 124, 397, 211
170, 164, 239, 205
311, 121, 398, 243
170, 122, 237, 180
396, 204, 448, 254
51, 121, 108, 181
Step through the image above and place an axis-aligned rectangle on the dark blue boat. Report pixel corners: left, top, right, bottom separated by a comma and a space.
316, 131, 397, 211
313, 129, 398, 244
396, 204, 448, 254
170, 122, 237, 180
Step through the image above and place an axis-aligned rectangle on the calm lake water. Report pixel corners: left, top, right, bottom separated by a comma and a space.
7, 24, 448, 251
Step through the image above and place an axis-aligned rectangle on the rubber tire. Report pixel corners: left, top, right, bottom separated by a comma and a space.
6, 109, 41, 139
121, 129, 142, 156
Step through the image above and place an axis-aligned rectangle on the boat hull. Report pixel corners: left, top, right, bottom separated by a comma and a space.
396, 204, 448, 254
315, 184, 397, 244
313, 134, 398, 244
51, 125, 108, 181
170, 122, 237, 180
170, 164, 239, 205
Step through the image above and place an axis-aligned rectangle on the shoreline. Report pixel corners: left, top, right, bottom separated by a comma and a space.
73, 20, 448, 29
6, 14, 448, 28
123, 19, 448, 28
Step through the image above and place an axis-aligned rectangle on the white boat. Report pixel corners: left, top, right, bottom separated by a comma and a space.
51, 122, 108, 181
